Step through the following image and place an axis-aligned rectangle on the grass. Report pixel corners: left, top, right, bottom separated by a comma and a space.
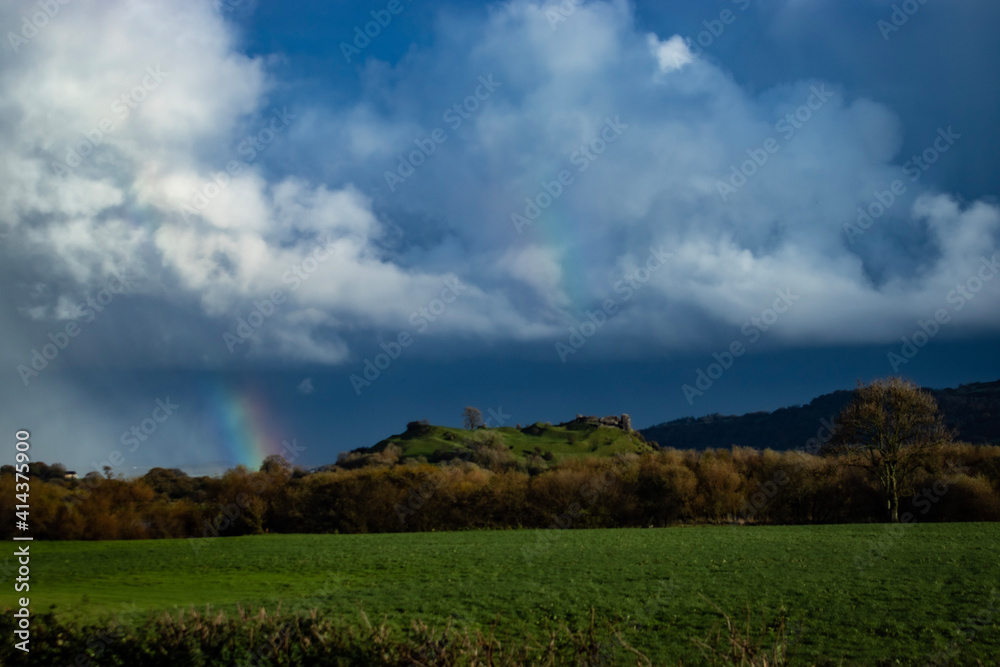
4, 524, 999, 664
373, 421, 654, 460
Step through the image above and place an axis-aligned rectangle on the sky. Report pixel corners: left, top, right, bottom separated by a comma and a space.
1, 0, 998, 475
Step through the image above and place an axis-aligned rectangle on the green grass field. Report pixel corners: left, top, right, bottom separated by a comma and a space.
6, 524, 1000, 665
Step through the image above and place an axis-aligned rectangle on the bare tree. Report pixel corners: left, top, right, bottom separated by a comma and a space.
462, 406, 484, 430
830, 377, 951, 523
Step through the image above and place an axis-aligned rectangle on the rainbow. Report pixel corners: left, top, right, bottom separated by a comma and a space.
202, 378, 286, 470
521, 201, 596, 309
501, 167, 578, 309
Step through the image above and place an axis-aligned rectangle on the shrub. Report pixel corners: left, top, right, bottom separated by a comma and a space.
0, 606, 651, 666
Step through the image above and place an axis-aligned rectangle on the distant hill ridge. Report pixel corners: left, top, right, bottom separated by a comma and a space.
342, 380, 999, 467
638, 379, 1000, 451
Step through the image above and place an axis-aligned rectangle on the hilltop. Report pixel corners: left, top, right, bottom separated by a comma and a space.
340, 414, 655, 466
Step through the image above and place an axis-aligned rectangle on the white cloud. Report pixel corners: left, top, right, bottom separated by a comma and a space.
0, 0, 551, 366
0, 0, 997, 372
648, 34, 694, 73
497, 244, 570, 309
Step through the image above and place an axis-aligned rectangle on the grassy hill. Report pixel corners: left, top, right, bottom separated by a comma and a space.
342, 378, 1000, 465
357, 419, 654, 463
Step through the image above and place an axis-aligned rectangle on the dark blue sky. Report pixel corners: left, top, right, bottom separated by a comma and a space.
1, 0, 998, 473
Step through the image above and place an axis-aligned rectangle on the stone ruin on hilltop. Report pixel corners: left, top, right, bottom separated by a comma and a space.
560, 413, 633, 432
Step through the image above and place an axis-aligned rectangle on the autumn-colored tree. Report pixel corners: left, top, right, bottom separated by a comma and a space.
260, 454, 292, 476
143, 467, 196, 499
692, 450, 743, 522
3, 435, 999, 539
636, 451, 698, 525
830, 377, 951, 523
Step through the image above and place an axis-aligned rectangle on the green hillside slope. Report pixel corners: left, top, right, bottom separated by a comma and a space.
361, 419, 655, 462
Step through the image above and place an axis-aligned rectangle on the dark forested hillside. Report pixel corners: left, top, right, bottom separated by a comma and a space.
640, 380, 1000, 451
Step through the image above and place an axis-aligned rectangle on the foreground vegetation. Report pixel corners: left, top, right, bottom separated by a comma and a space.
2, 525, 999, 664
3, 440, 999, 541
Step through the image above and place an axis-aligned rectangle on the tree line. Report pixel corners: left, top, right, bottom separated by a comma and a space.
3, 379, 999, 540
3, 440, 999, 540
